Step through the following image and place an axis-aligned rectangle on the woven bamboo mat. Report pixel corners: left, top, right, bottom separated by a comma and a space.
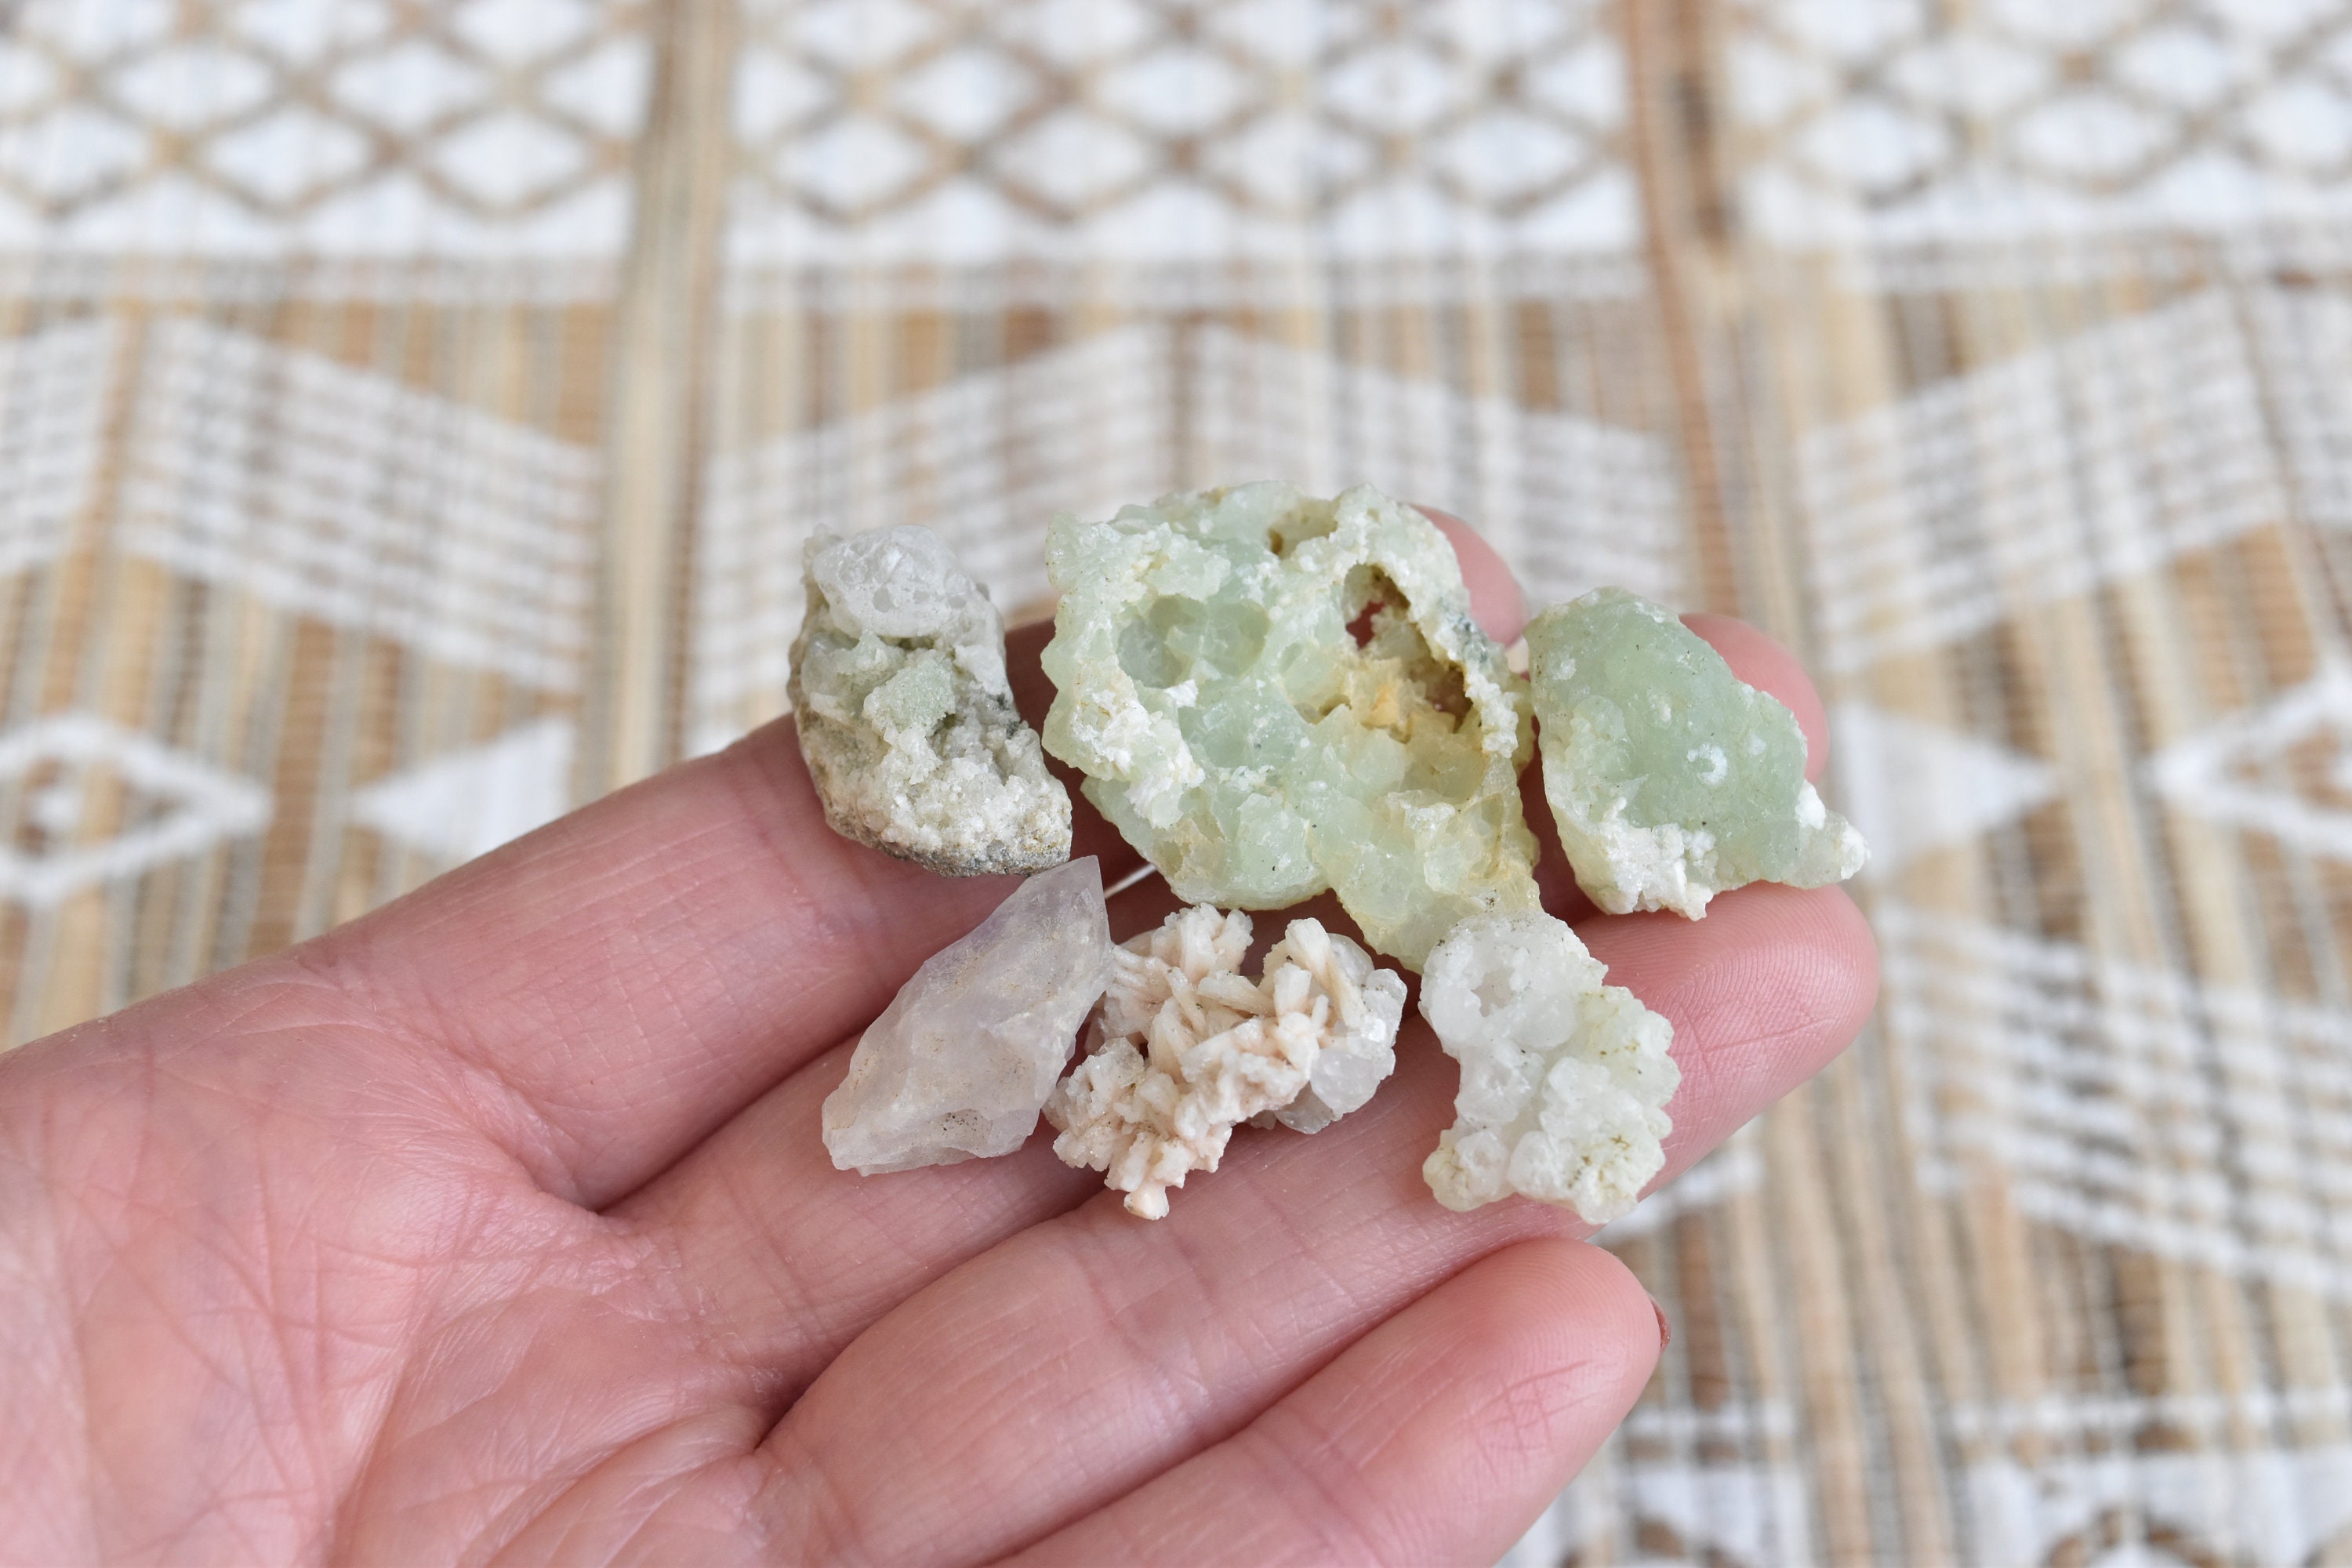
7, 2, 2352, 1562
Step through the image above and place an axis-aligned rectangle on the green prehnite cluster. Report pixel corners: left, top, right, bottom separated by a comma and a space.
1040, 483, 1538, 967
1526, 587, 1866, 919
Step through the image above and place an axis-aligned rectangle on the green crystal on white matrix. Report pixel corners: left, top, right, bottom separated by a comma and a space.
1527, 587, 1866, 919
1041, 482, 1537, 967
791, 526, 1072, 876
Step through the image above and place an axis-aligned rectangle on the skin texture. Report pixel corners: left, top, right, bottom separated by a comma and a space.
0, 517, 1878, 1567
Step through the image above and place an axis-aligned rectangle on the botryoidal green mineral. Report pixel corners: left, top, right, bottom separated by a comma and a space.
1526, 587, 1865, 918
1040, 483, 1539, 968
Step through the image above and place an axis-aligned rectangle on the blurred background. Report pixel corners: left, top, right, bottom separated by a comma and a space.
3, 0, 2351, 1562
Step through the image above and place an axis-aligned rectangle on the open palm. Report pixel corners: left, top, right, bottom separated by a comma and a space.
0, 524, 1876, 1566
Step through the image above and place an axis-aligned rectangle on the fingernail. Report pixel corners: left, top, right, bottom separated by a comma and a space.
1651, 1296, 1672, 1350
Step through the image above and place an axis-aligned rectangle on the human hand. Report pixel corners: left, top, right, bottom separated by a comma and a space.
0, 519, 1877, 1566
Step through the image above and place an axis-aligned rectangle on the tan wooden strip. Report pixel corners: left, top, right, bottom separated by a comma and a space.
581, 0, 735, 793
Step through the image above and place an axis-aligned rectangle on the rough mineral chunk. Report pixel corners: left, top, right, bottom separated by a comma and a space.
822, 858, 1112, 1175
791, 525, 1072, 876
1045, 904, 1407, 1218
1421, 911, 1679, 1225
1040, 482, 1537, 968
1265, 919, 1410, 1134
1527, 587, 1866, 919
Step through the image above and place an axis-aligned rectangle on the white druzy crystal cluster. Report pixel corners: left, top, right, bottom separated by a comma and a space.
1419, 911, 1679, 1224
1044, 905, 1406, 1218
791, 526, 1070, 876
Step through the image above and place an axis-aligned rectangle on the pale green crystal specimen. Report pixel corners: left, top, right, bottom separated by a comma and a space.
1040, 482, 1537, 967
1421, 910, 1678, 1225
1527, 587, 1866, 919
791, 525, 1072, 876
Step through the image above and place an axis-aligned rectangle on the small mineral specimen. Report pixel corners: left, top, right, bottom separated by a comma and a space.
791, 524, 1072, 876
1265, 919, 1409, 1135
822, 858, 1112, 1175
1045, 903, 1407, 1218
1527, 587, 1866, 919
1040, 482, 1537, 968
1421, 911, 1679, 1225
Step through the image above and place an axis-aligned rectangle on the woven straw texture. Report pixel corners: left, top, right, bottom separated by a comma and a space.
6, 2, 2352, 1562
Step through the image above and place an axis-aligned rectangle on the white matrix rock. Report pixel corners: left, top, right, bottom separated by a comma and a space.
1421, 911, 1679, 1225
791, 524, 1072, 875
823, 858, 1113, 1174
1045, 904, 1406, 1218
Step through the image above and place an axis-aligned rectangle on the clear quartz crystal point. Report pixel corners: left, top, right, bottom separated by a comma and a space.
822, 857, 1112, 1175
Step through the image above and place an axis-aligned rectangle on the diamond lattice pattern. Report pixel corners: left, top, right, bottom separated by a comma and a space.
728, 0, 1639, 262
1733, 0, 2352, 242
0, 0, 651, 254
